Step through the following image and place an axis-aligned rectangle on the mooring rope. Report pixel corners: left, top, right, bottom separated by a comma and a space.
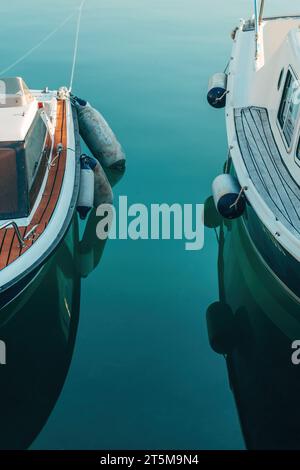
0, 11, 76, 77
230, 186, 248, 210
69, 0, 87, 92
0, 0, 87, 84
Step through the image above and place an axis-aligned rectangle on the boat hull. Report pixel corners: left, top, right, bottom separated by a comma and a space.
216, 211, 300, 449
241, 202, 300, 300
0, 103, 81, 310
228, 156, 300, 300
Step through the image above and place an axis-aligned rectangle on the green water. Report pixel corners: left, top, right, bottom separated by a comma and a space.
0, 0, 299, 450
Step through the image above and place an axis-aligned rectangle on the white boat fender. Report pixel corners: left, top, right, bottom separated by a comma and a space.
73, 95, 126, 172
207, 73, 228, 109
212, 174, 246, 219
77, 155, 113, 220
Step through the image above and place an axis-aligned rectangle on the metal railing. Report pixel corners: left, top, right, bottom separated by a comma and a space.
254, 0, 265, 60
259, 0, 265, 25
0, 221, 38, 247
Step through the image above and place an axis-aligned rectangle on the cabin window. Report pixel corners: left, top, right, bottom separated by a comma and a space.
25, 112, 51, 209
25, 114, 47, 189
0, 148, 18, 215
278, 69, 300, 147
277, 68, 284, 90
0, 143, 28, 220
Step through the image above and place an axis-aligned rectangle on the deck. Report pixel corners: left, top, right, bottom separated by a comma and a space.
0, 99, 67, 270
234, 107, 300, 237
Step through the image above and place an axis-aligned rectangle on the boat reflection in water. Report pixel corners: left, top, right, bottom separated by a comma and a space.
0, 207, 108, 450
206, 200, 300, 449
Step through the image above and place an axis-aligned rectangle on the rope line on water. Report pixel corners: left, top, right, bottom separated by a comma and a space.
69, 0, 87, 92
0, 11, 76, 77
0, 0, 87, 85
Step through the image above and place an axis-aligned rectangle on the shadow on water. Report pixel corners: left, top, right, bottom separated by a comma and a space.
206, 211, 300, 450
0, 207, 108, 450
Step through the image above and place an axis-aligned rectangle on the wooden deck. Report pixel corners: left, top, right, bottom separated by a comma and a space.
0, 100, 67, 270
234, 107, 300, 237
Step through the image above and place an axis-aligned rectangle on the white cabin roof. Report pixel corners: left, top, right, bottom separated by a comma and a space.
0, 103, 38, 142
0, 77, 37, 142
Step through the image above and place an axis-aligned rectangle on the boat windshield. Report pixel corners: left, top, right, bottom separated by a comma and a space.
0, 77, 34, 108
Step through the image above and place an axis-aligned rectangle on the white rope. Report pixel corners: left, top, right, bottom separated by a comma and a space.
69, 0, 87, 92
230, 186, 248, 210
0, 11, 76, 77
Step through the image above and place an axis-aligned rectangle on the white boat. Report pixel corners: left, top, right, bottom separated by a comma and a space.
0, 77, 80, 308
209, 2, 300, 300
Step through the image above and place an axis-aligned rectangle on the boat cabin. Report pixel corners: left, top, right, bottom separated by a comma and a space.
0, 78, 51, 220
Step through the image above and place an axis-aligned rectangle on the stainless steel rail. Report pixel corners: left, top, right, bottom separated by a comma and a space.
254, 0, 265, 60
0, 221, 38, 248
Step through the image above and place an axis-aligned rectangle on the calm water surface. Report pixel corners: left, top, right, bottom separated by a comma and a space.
0, 0, 298, 450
